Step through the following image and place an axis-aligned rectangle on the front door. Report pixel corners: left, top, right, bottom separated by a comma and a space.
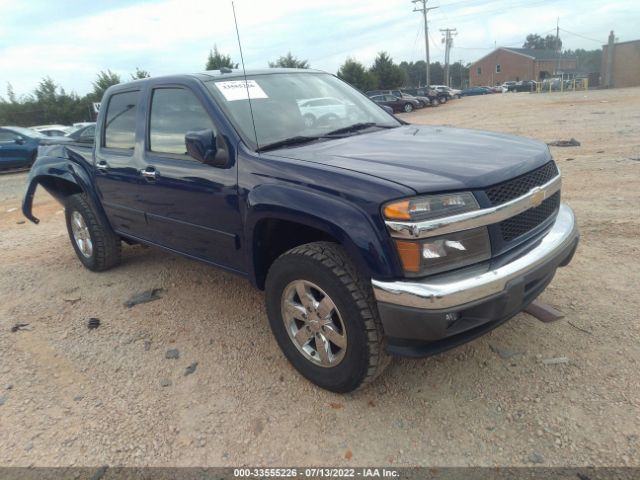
0, 129, 29, 167
138, 86, 242, 271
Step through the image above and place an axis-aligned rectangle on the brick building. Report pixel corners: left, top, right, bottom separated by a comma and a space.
601, 32, 640, 88
469, 48, 577, 86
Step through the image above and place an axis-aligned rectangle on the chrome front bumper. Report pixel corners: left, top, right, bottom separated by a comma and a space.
372, 203, 579, 311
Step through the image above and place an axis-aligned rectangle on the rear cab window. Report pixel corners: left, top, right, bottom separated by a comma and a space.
103, 90, 139, 150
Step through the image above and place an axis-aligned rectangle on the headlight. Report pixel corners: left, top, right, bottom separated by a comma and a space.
394, 227, 491, 276
383, 192, 479, 222
383, 193, 490, 276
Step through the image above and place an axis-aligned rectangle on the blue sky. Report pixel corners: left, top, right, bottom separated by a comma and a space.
0, 0, 637, 97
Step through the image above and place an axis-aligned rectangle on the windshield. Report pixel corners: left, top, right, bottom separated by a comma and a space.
204, 72, 400, 151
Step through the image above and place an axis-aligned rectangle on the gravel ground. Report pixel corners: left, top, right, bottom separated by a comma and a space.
0, 87, 639, 468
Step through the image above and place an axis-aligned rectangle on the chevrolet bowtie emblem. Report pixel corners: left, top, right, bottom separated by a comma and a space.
530, 187, 546, 207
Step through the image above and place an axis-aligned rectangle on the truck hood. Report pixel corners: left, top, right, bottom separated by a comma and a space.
268, 125, 552, 193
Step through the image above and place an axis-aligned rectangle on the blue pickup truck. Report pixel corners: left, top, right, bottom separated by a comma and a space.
22, 69, 579, 392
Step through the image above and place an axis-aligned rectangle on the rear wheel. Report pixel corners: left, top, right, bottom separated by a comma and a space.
440, 96, 447, 104
403, 103, 414, 113
431, 99, 439, 107
265, 242, 390, 392
65, 194, 121, 271
303, 114, 316, 128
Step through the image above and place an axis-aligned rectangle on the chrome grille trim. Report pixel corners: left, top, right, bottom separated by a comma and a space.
385, 174, 562, 240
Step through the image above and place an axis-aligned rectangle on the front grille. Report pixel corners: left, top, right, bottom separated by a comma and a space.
499, 191, 560, 241
486, 161, 559, 206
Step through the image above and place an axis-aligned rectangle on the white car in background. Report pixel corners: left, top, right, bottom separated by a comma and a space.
31, 124, 73, 137
297, 97, 357, 128
429, 85, 462, 99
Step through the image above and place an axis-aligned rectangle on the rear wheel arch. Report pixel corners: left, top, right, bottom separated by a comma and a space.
37, 175, 83, 203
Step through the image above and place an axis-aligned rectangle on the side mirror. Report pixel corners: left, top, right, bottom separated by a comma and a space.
185, 129, 228, 167
15, 137, 26, 145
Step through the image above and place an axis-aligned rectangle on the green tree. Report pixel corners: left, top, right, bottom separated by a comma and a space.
6, 83, 17, 103
337, 58, 377, 91
523, 33, 562, 50
131, 67, 151, 79
268, 52, 309, 69
369, 52, 406, 89
399, 60, 428, 87
92, 70, 121, 102
205, 46, 238, 70
448, 61, 470, 89
566, 48, 602, 73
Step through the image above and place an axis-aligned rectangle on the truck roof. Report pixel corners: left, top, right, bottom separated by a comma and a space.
110, 68, 326, 92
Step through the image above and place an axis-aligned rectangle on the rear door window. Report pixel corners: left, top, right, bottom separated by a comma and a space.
104, 91, 139, 150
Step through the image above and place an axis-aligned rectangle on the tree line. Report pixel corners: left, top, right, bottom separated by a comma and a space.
0, 68, 149, 127
2, 35, 600, 127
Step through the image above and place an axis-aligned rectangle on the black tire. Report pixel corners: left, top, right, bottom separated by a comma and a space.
431, 99, 439, 107
403, 103, 414, 113
64, 193, 121, 272
440, 96, 447, 104
265, 242, 390, 393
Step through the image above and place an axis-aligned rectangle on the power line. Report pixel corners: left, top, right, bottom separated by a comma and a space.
559, 28, 603, 44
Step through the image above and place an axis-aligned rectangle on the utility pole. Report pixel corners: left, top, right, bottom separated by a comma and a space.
412, 0, 439, 86
555, 17, 561, 76
440, 28, 457, 87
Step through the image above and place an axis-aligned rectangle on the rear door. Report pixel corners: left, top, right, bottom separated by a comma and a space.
94, 89, 152, 239
137, 85, 242, 270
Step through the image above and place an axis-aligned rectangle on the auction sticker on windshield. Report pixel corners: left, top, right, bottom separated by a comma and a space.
215, 80, 268, 101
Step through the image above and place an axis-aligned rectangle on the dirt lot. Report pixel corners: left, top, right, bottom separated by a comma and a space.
1, 88, 639, 468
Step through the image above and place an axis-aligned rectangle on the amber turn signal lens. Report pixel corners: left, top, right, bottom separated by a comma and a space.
394, 240, 421, 273
384, 200, 411, 220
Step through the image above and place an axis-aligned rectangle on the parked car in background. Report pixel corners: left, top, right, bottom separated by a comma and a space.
461, 86, 491, 96
297, 97, 357, 128
430, 85, 462, 100
31, 124, 73, 136
37, 127, 71, 137
66, 123, 96, 143
40, 123, 97, 146
72, 122, 95, 129
508, 80, 537, 93
402, 87, 443, 105
370, 94, 420, 113
501, 81, 516, 90
366, 90, 428, 108
0, 126, 46, 169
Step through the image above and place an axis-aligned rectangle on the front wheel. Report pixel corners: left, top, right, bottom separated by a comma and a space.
403, 103, 414, 113
65, 194, 121, 271
265, 242, 390, 392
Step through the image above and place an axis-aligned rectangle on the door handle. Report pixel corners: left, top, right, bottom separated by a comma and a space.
96, 160, 108, 170
140, 167, 158, 180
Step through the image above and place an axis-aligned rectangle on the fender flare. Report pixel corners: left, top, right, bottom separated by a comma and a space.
244, 183, 399, 285
22, 147, 106, 226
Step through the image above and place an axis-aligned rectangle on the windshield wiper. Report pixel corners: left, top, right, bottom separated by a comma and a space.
256, 136, 321, 152
324, 122, 397, 136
